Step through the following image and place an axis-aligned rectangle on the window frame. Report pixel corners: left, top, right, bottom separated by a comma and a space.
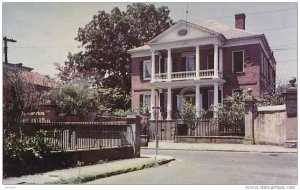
208, 90, 214, 111
143, 94, 151, 110
232, 50, 244, 73
143, 60, 152, 80
186, 55, 195, 71
232, 88, 243, 96
207, 54, 214, 70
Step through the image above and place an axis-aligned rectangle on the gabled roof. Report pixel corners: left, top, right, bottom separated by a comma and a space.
128, 20, 262, 52
20, 71, 58, 89
148, 20, 221, 44
198, 20, 261, 39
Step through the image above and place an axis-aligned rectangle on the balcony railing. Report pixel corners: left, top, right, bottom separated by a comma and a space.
154, 69, 219, 81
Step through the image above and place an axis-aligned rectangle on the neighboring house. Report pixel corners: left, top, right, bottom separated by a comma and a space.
3, 62, 58, 91
128, 13, 276, 121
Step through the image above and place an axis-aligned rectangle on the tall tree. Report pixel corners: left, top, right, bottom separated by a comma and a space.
64, 3, 173, 110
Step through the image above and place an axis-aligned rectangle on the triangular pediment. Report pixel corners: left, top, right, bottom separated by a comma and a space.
149, 20, 219, 44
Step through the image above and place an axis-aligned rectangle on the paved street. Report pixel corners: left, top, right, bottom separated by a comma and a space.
87, 149, 297, 185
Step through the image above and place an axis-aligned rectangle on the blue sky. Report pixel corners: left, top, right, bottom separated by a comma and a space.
2, 2, 297, 82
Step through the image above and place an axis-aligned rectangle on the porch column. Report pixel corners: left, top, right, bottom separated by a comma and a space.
167, 48, 172, 80
151, 50, 155, 82
214, 44, 219, 78
213, 83, 219, 117
195, 83, 201, 117
219, 47, 223, 78
195, 45, 200, 78
166, 86, 172, 120
150, 87, 155, 120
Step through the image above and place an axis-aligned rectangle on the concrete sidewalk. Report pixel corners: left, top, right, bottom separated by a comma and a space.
142, 142, 297, 153
3, 155, 175, 185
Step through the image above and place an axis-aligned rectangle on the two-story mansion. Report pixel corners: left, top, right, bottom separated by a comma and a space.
128, 13, 276, 121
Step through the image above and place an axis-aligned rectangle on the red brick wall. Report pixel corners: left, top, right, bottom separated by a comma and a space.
222, 44, 262, 98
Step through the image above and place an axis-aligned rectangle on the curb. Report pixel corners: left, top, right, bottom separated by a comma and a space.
47, 157, 175, 184
141, 147, 297, 154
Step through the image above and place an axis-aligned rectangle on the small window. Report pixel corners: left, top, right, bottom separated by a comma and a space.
207, 54, 214, 69
232, 89, 243, 96
143, 60, 152, 80
232, 51, 244, 72
143, 94, 151, 110
186, 56, 195, 71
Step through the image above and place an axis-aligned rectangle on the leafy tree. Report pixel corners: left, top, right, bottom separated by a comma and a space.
3, 65, 44, 135
212, 93, 245, 132
181, 100, 207, 136
51, 83, 94, 117
62, 3, 173, 110
257, 80, 290, 106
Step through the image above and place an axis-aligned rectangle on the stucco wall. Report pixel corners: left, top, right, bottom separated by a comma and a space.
254, 107, 286, 145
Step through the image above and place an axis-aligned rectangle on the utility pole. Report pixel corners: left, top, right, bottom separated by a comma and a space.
3, 36, 17, 63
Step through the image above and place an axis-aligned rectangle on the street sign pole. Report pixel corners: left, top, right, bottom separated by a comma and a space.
152, 106, 160, 160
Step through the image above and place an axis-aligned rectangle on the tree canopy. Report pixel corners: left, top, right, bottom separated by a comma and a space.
61, 3, 173, 110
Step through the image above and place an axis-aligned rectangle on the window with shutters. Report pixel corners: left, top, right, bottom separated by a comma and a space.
143, 60, 151, 80
186, 55, 195, 71
207, 54, 214, 69
143, 95, 151, 110
159, 58, 168, 73
232, 50, 244, 73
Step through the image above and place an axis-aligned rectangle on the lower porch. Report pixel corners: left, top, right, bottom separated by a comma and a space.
148, 79, 225, 120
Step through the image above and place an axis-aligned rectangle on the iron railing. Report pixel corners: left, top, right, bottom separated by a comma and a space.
21, 121, 133, 151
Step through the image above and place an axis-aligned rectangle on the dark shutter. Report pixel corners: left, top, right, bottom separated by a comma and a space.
160, 93, 164, 112
218, 90, 222, 103
172, 58, 176, 72
160, 57, 165, 73
139, 61, 143, 80
233, 51, 243, 72
181, 56, 186, 71
139, 94, 143, 108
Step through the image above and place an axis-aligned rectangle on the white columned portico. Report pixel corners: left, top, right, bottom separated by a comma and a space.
167, 48, 172, 80
151, 50, 155, 82
195, 45, 200, 78
219, 47, 223, 78
213, 83, 219, 117
214, 44, 219, 78
166, 86, 172, 120
195, 83, 200, 117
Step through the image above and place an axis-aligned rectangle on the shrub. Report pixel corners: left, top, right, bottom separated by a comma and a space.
181, 100, 207, 135
52, 83, 94, 117
3, 130, 56, 177
212, 92, 244, 129
112, 109, 137, 117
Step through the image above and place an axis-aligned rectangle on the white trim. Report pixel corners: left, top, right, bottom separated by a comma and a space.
131, 51, 151, 58
148, 20, 220, 44
143, 60, 152, 80
182, 52, 196, 57
256, 105, 286, 112
232, 50, 244, 73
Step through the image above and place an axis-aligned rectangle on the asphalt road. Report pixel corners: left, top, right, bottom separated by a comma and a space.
86, 149, 297, 185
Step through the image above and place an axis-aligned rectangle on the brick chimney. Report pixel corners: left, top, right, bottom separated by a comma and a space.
235, 13, 246, 30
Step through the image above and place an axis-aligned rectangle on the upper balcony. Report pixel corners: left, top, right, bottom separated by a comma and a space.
154, 69, 222, 82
